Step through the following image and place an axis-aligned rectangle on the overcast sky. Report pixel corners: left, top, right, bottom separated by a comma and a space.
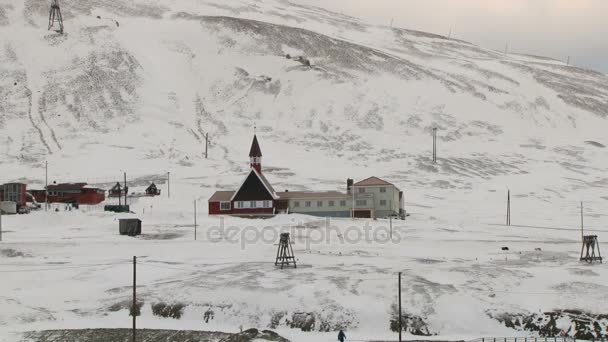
303, 0, 608, 73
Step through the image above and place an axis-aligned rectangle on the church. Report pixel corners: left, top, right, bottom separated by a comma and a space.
208, 135, 405, 218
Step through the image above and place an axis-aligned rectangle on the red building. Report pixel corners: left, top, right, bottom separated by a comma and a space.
208, 135, 278, 216
31, 183, 106, 205
1, 183, 27, 207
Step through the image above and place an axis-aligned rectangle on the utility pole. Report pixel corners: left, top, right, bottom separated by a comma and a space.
351, 182, 356, 219
167, 172, 170, 198
390, 215, 393, 240
432, 127, 437, 163
398, 272, 402, 342
507, 189, 511, 226
0, 207, 3, 242
124, 172, 128, 206
581, 201, 584, 242
194, 200, 197, 241
205, 133, 209, 159
45, 161, 48, 211
132, 256, 137, 342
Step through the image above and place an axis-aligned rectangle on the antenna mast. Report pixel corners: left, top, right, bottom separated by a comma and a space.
48, 0, 64, 34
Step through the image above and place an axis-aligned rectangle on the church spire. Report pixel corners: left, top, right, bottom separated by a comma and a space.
249, 134, 262, 173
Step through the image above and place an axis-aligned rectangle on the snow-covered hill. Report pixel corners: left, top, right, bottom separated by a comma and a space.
1, 0, 607, 193
1, 1, 608, 341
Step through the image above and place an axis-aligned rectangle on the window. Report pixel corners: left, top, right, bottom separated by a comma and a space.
220, 202, 231, 210
305, 201, 311, 207
356, 199, 367, 206
250, 201, 256, 208
380, 187, 386, 193
358, 188, 365, 193
340, 200, 346, 206
380, 200, 387, 206
236, 201, 251, 209
294, 201, 300, 207
263, 200, 271, 208
329, 200, 334, 207
317, 201, 323, 207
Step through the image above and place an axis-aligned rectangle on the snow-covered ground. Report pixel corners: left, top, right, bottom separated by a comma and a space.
1, 178, 607, 341
1, 0, 607, 340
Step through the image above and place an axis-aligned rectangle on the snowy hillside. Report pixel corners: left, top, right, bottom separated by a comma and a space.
1, 0, 608, 341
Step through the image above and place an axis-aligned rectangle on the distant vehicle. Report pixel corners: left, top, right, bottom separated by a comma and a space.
18, 206, 30, 214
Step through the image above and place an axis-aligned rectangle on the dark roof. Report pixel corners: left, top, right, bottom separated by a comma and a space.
276, 191, 347, 199
47, 183, 88, 191
354, 177, 393, 186
256, 169, 275, 195
249, 134, 262, 157
209, 191, 235, 202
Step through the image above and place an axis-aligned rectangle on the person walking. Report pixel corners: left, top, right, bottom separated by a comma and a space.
338, 329, 346, 342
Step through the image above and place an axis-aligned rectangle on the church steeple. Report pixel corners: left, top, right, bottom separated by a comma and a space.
249, 134, 262, 173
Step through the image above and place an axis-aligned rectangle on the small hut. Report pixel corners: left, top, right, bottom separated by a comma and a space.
145, 183, 161, 196
109, 182, 128, 198
119, 218, 142, 236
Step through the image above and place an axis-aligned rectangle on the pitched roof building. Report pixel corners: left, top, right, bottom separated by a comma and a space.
208, 135, 405, 218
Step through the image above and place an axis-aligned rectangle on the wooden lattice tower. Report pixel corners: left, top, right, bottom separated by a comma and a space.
48, 0, 64, 34
580, 235, 602, 263
275, 233, 296, 269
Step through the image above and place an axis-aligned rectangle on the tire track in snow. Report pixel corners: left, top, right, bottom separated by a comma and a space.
24, 86, 52, 154
37, 100, 62, 150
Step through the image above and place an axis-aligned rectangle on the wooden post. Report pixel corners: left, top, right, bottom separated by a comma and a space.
0, 207, 3, 242
167, 172, 170, 198
390, 215, 393, 240
581, 201, 584, 242
507, 189, 511, 226
432, 128, 437, 163
205, 133, 208, 159
124, 172, 128, 206
45, 161, 48, 211
194, 200, 197, 241
133, 256, 136, 342
398, 272, 402, 342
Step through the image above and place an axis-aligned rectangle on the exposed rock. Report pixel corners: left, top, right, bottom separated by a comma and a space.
490, 310, 608, 338
219, 328, 289, 342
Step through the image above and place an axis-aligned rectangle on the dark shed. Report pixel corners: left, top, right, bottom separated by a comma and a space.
119, 218, 142, 236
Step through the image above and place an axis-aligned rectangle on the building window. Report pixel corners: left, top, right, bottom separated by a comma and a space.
250, 201, 256, 208
317, 201, 323, 207
220, 202, 231, 210
356, 199, 367, 206
263, 200, 271, 208
294, 201, 300, 207
329, 200, 334, 207
237, 201, 251, 209
305, 201, 311, 207
358, 188, 365, 193
380, 187, 386, 193
380, 200, 387, 206
340, 200, 346, 207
